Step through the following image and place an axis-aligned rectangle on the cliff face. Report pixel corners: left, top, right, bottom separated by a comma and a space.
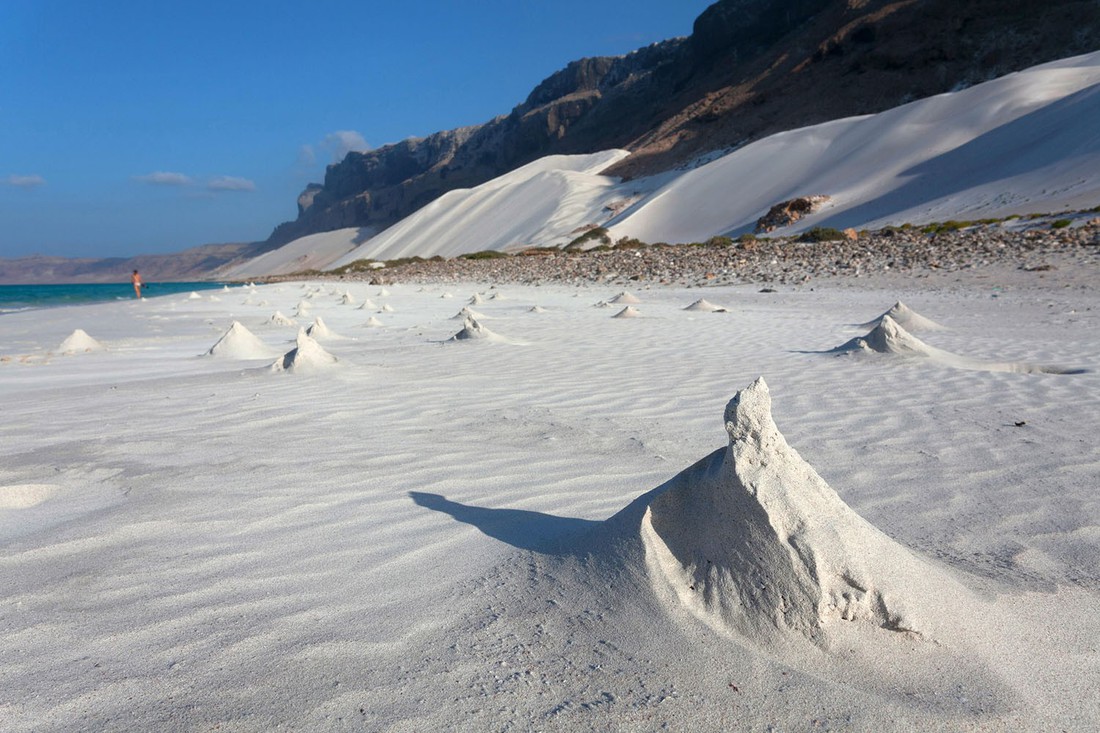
271, 0, 1100, 245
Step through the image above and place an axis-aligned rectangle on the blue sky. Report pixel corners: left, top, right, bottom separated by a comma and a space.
0, 0, 713, 259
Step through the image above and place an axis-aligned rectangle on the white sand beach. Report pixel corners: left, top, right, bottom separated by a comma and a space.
2, 271, 1098, 731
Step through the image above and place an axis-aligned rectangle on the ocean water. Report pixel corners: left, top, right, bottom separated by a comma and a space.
0, 282, 229, 314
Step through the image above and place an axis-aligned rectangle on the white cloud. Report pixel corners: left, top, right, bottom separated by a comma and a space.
298, 144, 317, 167
5, 174, 46, 188
321, 130, 369, 163
207, 175, 256, 192
134, 171, 193, 186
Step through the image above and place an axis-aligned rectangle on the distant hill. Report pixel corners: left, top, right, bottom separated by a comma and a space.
0, 241, 271, 284
269, 0, 1100, 246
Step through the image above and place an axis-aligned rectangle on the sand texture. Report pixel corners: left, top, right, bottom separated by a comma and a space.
1, 277, 1098, 731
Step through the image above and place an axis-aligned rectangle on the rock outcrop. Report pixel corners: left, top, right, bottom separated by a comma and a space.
755, 196, 831, 233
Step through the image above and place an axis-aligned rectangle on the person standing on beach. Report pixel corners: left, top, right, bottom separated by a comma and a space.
131, 269, 143, 298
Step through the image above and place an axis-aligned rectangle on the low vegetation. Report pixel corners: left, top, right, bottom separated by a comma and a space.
798, 227, 848, 242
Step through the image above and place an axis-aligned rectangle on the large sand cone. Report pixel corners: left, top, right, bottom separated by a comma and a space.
207, 321, 275, 359
641, 378, 953, 647
271, 329, 338, 372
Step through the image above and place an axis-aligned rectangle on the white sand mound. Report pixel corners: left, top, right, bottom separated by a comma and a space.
592, 300, 613, 308
610, 291, 642, 304
684, 298, 728, 313
268, 311, 296, 326
441, 292, 454, 299
378, 288, 391, 297
468, 293, 485, 305
612, 306, 641, 319
270, 329, 338, 372
528, 305, 547, 314
833, 316, 1080, 373
339, 292, 356, 305
206, 321, 275, 359
450, 306, 488, 321
364, 316, 384, 328
489, 291, 506, 301
641, 378, 960, 646
58, 329, 104, 354
449, 316, 503, 342
188, 291, 203, 300
856, 301, 945, 331
357, 299, 377, 310
305, 316, 341, 340
380, 303, 395, 313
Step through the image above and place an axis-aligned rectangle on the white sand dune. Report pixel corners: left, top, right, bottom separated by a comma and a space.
608, 51, 1100, 243
57, 328, 104, 354
855, 300, 946, 331
270, 328, 338, 372
219, 228, 372, 279
468, 293, 484, 305
684, 298, 728, 313
363, 316, 384, 328
610, 291, 642, 304
528, 305, 547, 314
206, 321, 276, 359
833, 315, 1082, 373
339, 292, 356, 305
327, 151, 632, 267
356, 298, 377, 310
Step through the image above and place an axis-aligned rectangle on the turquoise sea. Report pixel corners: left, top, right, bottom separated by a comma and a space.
0, 282, 229, 314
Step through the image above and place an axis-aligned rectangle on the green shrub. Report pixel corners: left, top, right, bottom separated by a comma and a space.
704, 235, 734, 248
614, 236, 648, 250
1051, 219, 1073, 229
460, 250, 509, 260
566, 227, 611, 249
798, 227, 847, 242
737, 233, 757, 244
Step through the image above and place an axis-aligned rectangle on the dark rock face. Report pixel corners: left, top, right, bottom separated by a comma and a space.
269, 0, 1100, 246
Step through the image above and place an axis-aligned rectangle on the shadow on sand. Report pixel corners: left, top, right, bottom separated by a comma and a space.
409, 491, 602, 556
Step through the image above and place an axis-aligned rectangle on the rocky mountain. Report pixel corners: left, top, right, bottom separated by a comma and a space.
271, 0, 1100, 246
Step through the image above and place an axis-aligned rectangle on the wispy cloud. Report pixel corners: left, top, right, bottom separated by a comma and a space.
5, 174, 46, 188
298, 144, 317, 168
323, 130, 369, 162
134, 171, 193, 186
206, 175, 256, 192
